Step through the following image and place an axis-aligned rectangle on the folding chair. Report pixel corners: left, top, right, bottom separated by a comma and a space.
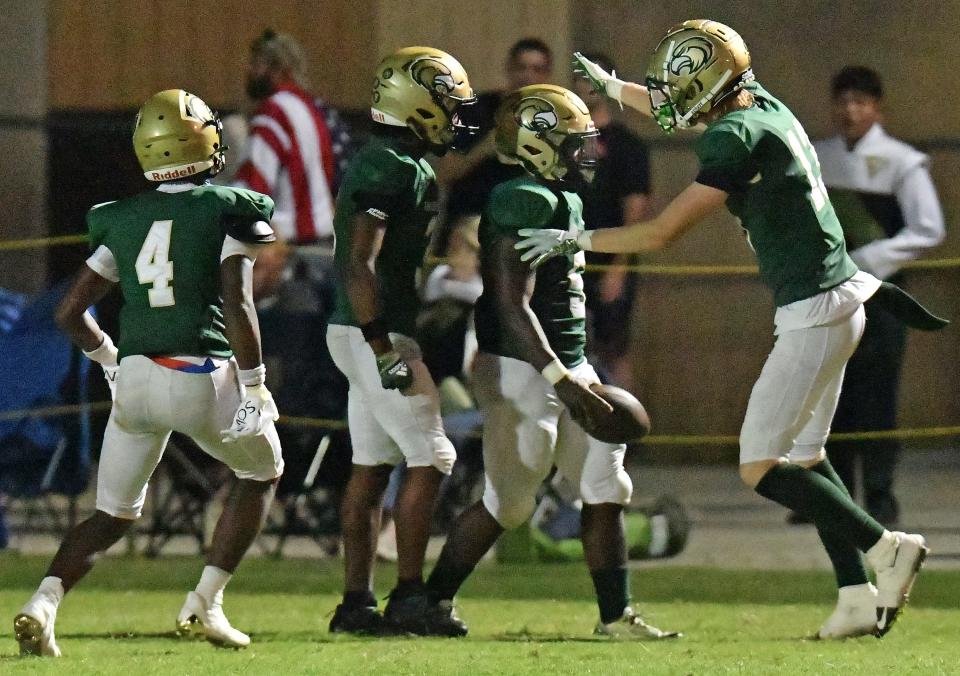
0, 283, 92, 546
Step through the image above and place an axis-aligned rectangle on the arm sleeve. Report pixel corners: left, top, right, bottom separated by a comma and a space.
85, 202, 113, 251
221, 235, 267, 262
695, 129, 756, 194
850, 160, 945, 279
485, 183, 557, 238
85, 244, 119, 282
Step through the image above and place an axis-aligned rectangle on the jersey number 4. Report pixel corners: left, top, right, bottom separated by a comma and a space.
786, 120, 829, 212
135, 220, 175, 307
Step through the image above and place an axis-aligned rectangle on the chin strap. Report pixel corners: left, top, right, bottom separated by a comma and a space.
865, 282, 950, 331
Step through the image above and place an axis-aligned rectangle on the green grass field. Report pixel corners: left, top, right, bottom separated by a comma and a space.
1, 554, 957, 674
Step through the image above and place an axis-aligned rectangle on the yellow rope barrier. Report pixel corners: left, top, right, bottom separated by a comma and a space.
2, 234, 960, 274
0, 234, 88, 252
4, 401, 958, 446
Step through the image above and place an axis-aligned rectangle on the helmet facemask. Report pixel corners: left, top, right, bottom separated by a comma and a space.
425, 87, 479, 154
555, 129, 600, 185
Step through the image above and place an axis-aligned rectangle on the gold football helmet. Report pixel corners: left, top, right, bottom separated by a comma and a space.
645, 19, 753, 133
133, 89, 225, 181
495, 84, 599, 182
370, 46, 477, 151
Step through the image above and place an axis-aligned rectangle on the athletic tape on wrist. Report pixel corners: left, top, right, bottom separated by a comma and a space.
606, 78, 625, 104
360, 317, 388, 342
576, 230, 595, 251
239, 364, 266, 387
83, 333, 118, 367
541, 359, 569, 386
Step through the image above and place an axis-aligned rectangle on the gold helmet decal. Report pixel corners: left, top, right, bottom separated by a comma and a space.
410, 56, 457, 96
669, 37, 714, 76
181, 92, 216, 124
517, 97, 559, 134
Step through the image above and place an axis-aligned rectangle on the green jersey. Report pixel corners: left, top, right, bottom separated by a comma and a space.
475, 177, 587, 368
695, 82, 857, 306
87, 184, 274, 360
330, 133, 439, 337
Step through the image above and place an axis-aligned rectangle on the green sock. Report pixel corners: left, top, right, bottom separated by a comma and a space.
755, 463, 884, 552
590, 567, 630, 624
809, 459, 870, 588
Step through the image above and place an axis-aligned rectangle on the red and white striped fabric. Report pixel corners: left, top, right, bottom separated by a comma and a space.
233, 83, 336, 243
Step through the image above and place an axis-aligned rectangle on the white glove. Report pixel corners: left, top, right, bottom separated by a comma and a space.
221, 383, 279, 443
573, 52, 625, 107
83, 333, 120, 401
515, 228, 591, 269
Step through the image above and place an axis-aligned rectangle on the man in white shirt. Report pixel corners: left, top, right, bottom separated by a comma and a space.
814, 66, 945, 526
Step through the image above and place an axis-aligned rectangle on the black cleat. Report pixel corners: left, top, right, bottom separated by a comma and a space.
384, 591, 468, 637
329, 603, 386, 635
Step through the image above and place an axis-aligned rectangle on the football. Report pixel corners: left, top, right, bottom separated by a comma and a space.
587, 384, 651, 444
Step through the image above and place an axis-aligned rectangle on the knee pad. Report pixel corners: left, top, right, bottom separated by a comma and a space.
581, 467, 633, 506
482, 490, 536, 531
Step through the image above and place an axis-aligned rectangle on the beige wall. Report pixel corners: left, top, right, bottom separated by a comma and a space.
49, 0, 378, 110
0, 1, 48, 294
48, 0, 568, 110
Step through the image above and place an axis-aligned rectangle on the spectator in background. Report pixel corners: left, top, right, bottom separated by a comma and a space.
571, 53, 651, 389
419, 219, 483, 392
814, 66, 945, 526
233, 30, 338, 244
434, 39, 554, 255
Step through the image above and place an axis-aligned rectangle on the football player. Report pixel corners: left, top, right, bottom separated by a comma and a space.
516, 20, 938, 639
14, 90, 283, 656
325, 46, 476, 636
422, 85, 681, 640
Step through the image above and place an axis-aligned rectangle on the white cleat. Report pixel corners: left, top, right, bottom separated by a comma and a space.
873, 532, 929, 636
176, 591, 250, 648
14, 595, 61, 657
818, 583, 879, 639
594, 607, 682, 640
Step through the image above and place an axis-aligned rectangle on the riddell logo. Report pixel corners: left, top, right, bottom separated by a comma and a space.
150, 165, 196, 181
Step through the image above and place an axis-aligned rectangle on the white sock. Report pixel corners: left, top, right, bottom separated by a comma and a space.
37, 576, 65, 606
865, 530, 897, 570
837, 582, 874, 603
195, 566, 231, 606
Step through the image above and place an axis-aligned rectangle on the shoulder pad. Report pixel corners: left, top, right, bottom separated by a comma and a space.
489, 180, 558, 227
222, 215, 277, 245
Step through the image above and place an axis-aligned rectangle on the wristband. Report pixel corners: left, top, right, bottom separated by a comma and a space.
83, 333, 119, 367
606, 77, 626, 105
360, 317, 389, 342
238, 364, 266, 387
576, 230, 595, 252
541, 359, 569, 386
